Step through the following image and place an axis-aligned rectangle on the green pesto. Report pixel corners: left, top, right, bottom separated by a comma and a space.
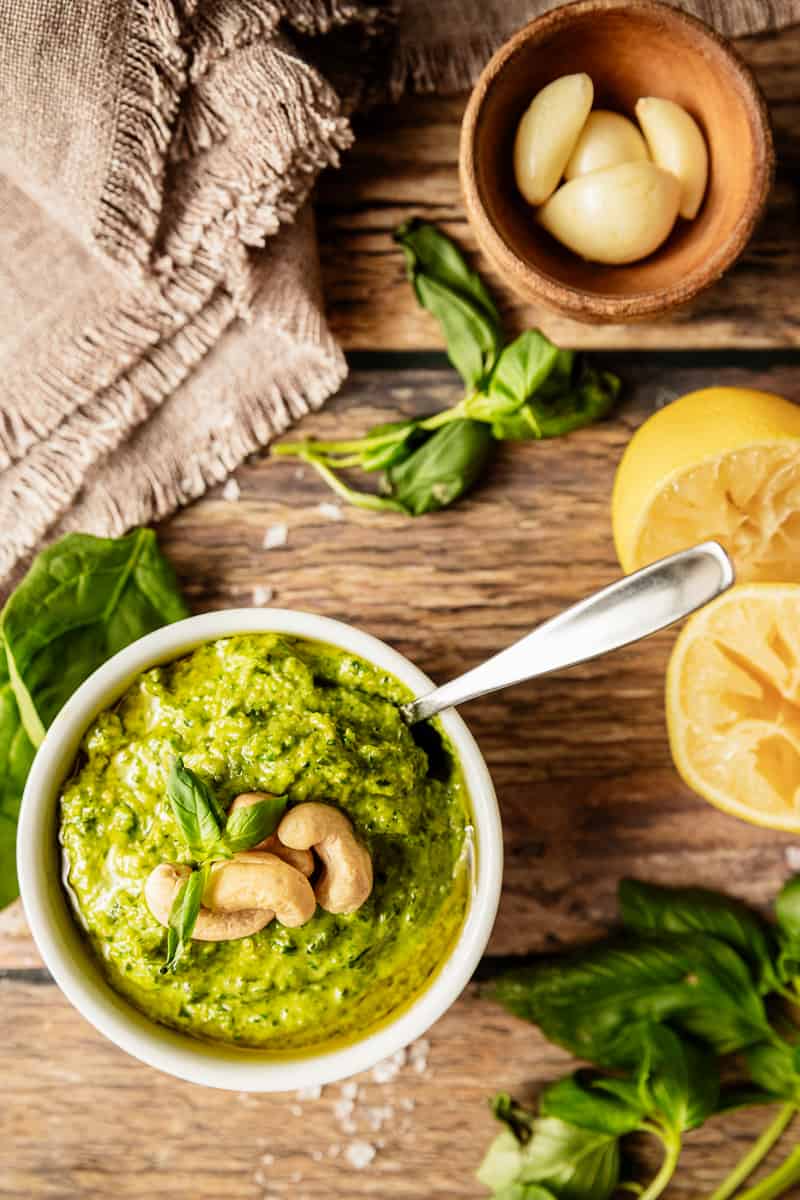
59, 634, 470, 1051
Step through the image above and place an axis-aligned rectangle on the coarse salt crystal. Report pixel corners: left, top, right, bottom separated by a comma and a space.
342, 1120, 357, 1136
311, 1150, 323, 1162
345, 1141, 376, 1170
252, 585, 274, 606
786, 846, 800, 871
318, 502, 343, 521
400, 1098, 415, 1112
334, 1097, 354, 1121
222, 478, 241, 502
263, 523, 288, 550
261, 1154, 274, 1166
296, 1084, 322, 1102
372, 1047, 406, 1083
340, 1081, 359, 1101
289, 1104, 302, 1117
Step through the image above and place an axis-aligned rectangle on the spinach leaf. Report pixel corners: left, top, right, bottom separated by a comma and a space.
493, 933, 771, 1065
387, 420, 493, 515
466, 331, 560, 422
162, 865, 207, 972
167, 760, 224, 859
394, 219, 503, 389
540, 1072, 644, 1136
0, 649, 35, 908
222, 795, 287, 854
2, 529, 189, 746
619, 878, 781, 994
636, 1024, 719, 1132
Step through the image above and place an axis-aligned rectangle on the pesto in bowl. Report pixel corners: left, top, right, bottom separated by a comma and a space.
59, 633, 470, 1051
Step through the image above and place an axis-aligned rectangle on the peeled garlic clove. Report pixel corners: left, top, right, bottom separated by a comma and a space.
513, 73, 593, 206
537, 161, 681, 265
564, 110, 649, 180
635, 97, 708, 220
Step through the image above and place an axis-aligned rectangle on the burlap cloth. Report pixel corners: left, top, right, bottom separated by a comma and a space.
0, 0, 796, 588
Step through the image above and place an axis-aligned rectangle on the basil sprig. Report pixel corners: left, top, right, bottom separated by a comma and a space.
478, 875, 800, 1200
272, 221, 620, 516
161, 760, 286, 969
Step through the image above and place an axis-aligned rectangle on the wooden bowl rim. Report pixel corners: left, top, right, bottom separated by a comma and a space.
459, 0, 775, 322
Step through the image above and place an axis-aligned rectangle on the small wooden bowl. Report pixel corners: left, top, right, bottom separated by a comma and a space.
459, 0, 774, 323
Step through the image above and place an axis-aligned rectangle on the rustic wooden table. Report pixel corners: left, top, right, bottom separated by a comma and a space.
3, 26, 800, 1200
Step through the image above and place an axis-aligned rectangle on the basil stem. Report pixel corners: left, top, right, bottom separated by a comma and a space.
706, 1105, 797, 1200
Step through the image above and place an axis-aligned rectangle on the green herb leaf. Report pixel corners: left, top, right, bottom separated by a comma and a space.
540, 1073, 645, 1136
167, 759, 224, 858
162, 865, 207, 972
0, 647, 35, 908
466, 331, 561, 422
492, 368, 620, 441
481, 1116, 620, 1200
619, 878, 781, 995
387, 420, 493, 515
1, 529, 189, 747
744, 1042, 800, 1103
223, 795, 287, 854
492, 1093, 537, 1144
776, 877, 800, 942
636, 1024, 719, 1132
493, 933, 771, 1065
360, 421, 426, 471
394, 219, 503, 389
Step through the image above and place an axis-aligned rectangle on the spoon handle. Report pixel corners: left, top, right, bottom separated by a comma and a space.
401, 541, 734, 726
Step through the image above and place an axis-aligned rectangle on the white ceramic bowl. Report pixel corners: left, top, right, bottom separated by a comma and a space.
18, 609, 502, 1091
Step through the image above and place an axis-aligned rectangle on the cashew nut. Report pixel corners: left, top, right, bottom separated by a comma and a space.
203, 852, 316, 928
278, 802, 373, 915
144, 863, 272, 941
228, 793, 314, 876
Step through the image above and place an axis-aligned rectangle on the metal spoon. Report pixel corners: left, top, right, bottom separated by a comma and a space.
400, 541, 734, 725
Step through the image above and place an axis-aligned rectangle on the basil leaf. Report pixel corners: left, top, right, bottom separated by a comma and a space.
467, 331, 561, 422
636, 1024, 719, 1132
162, 865, 207, 972
395, 219, 503, 388
0, 647, 35, 908
223, 795, 287, 854
492, 1093, 537, 1144
540, 1073, 644, 1136
619, 878, 781, 994
387, 420, 493, 515
776, 876, 800, 942
492, 368, 620, 441
2, 529, 189, 746
744, 1041, 800, 1103
493, 933, 771, 1065
477, 1110, 619, 1200
360, 421, 426, 472
167, 759, 224, 858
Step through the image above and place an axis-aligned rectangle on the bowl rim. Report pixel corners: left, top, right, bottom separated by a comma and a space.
459, 0, 775, 322
17, 608, 502, 1091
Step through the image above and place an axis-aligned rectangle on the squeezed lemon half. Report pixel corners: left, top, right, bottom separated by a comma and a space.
667, 584, 800, 830
612, 387, 800, 582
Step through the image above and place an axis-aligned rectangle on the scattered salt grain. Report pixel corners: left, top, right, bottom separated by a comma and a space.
345, 1141, 376, 1170
290, 1171, 302, 1184
254, 1170, 267, 1187
342, 1120, 357, 1136
333, 1097, 354, 1122
295, 467, 306, 481
296, 1084, 322, 1101
311, 1149, 323, 1162
261, 1154, 275, 1166
367, 1104, 394, 1131
222, 478, 241, 502
263, 523, 288, 550
400, 1098, 415, 1112
409, 1038, 430, 1074
340, 1081, 359, 1101
289, 1104, 302, 1117
371, 1047, 406, 1083
252, 585, 274, 606
786, 846, 800, 871
328, 1144, 341, 1159
318, 502, 343, 521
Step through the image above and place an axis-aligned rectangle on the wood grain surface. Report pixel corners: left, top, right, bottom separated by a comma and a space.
3, 354, 800, 1198
318, 28, 800, 349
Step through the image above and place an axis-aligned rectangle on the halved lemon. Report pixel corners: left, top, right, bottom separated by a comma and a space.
667, 584, 800, 829
612, 387, 800, 581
